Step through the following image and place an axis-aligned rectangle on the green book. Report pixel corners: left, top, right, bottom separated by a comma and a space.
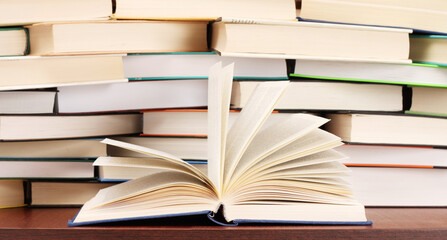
291, 59, 447, 88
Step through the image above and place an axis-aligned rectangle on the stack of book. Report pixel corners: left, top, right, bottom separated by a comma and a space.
293, 0, 447, 206
2, 0, 443, 226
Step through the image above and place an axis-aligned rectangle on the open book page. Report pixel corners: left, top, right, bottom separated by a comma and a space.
224, 158, 356, 206
207, 62, 234, 194
259, 149, 347, 176
73, 171, 219, 223
225, 129, 343, 193
225, 114, 329, 193
223, 81, 289, 189
101, 139, 214, 189
94, 157, 206, 179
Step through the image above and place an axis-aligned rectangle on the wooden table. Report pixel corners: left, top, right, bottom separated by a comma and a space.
0, 207, 446, 239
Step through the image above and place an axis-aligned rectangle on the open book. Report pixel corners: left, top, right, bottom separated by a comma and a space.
69, 63, 369, 226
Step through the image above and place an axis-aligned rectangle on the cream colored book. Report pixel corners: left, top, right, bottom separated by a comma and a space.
0, 91, 55, 114
231, 80, 403, 112
29, 181, 115, 207
0, 180, 25, 209
0, 28, 28, 56
0, 139, 106, 158
300, 0, 447, 34
325, 113, 447, 146
408, 86, 447, 117
410, 35, 447, 65
69, 63, 368, 226
27, 21, 208, 56
0, 55, 125, 91
211, 18, 411, 63
113, 0, 296, 21
0, 114, 141, 141
0, 0, 111, 26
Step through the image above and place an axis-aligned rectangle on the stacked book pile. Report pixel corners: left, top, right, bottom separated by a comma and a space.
296, 0, 447, 206
0, 0, 444, 226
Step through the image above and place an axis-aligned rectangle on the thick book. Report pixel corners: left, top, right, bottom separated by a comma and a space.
0, 139, 106, 158
0, 55, 125, 91
0, 90, 55, 114
325, 113, 447, 147
113, 0, 296, 21
123, 52, 288, 80
407, 86, 447, 117
0, 113, 141, 141
300, 0, 447, 34
141, 110, 300, 137
231, 80, 403, 112
27, 181, 115, 207
291, 59, 447, 88
0, 0, 111, 26
0, 180, 25, 209
337, 144, 447, 168
349, 167, 447, 206
69, 63, 369, 226
0, 28, 28, 56
410, 35, 447, 66
27, 21, 208, 56
0, 158, 94, 179
57, 80, 207, 113
211, 18, 411, 63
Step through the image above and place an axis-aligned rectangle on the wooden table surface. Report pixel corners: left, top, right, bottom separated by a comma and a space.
0, 207, 446, 239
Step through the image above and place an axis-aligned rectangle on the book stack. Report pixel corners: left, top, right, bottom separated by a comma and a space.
292, 0, 447, 207
4, 0, 441, 226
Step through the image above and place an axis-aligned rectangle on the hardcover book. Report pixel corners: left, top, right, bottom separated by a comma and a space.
325, 113, 447, 147
211, 18, 411, 63
57, 80, 208, 113
291, 59, 447, 88
300, 0, 447, 34
0, 28, 28, 56
27, 181, 115, 207
69, 63, 369, 226
0, 55, 125, 91
0, 0, 111, 26
113, 0, 296, 21
410, 35, 447, 66
0, 158, 94, 179
0, 113, 141, 141
231, 80, 403, 112
0, 180, 25, 209
349, 167, 447, 206
407, 86, 447, 117
123, 52, 288, 80
0, 139, 106, 158
0, 91, 55, 114
27, 21, 208, 56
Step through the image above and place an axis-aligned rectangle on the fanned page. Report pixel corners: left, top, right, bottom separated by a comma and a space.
207, 62, 234, 193
70, 139, 219, 225
71, 171, 218, 225
223, 81, 289, 188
